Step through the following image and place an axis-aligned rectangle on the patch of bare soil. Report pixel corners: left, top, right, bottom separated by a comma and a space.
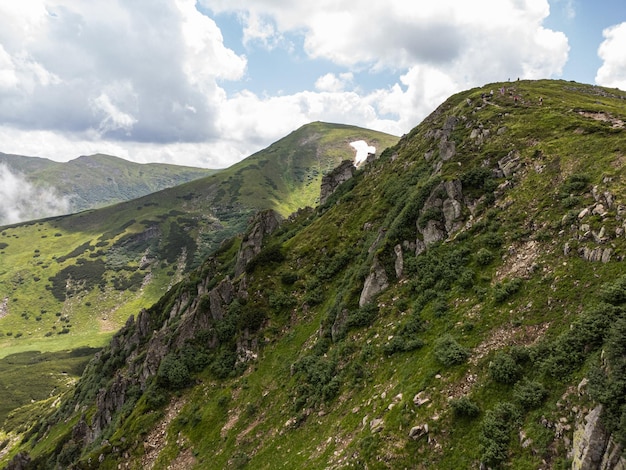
495, 240, 541, 281
577, 110, 625, 128
469, 322, 550, 366
141, 397, 187, 470
0, 297, 8, 320
168, 447, 197, 470
445, 323, 550, 401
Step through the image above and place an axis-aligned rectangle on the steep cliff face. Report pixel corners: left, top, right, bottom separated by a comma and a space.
6, 80, 626, 470
47, 210, 284, 455
319, 159, 356, 205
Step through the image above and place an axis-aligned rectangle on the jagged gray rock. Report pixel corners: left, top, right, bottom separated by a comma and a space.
409, 424, 428, 440
572, 405, 611, 470
416, 180, 465, 248
234, 210, 282, 277
359, 257, 389, 307
394, 244, 404, 279
92, 374, 132, 440
320, 160, 356, 205
4, 452, 31, 470
497, 150, 522, 177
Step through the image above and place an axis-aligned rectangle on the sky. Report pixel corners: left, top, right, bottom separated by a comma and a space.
0, 0, 625, 170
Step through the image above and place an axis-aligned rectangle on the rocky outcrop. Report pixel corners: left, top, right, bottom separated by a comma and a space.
92, 374, 132, 439
394, 244, 404, 279
320, 160, 356, 205
496, 150, 522, 177
359, 257, 389, 307
234, 210, 282, 277
572, 405, 626, 470
4, 452, 30, 470
416, 179, 465, 249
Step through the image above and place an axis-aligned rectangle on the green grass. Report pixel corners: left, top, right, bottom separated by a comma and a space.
0, 122, 398, 437
0, 348, 99, 424
5, 80, 626, 468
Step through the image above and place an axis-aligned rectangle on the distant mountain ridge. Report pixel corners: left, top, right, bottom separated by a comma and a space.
0, 122, 398, 430
0, 152, 216, 216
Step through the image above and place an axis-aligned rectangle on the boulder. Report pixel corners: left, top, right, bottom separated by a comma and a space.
497, 150, 522, 177
572, 405, 610, 470
370, 418, 384, 433
409, 424, 429, 440
320, 160, 356, 205
359, 257, 389, 307
394, 244, 404, 279
234, 210, 282, 277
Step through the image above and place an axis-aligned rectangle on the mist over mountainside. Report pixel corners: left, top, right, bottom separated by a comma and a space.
3, 80, 626, 469
0, 164, 70, 225
0, 153, 216, 224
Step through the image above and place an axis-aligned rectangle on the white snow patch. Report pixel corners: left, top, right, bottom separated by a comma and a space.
350, 140, 376, 166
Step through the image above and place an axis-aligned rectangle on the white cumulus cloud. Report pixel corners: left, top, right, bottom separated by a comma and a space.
315, 73, 354, 92
0, 0, 571, 168
596, 22, 626, 90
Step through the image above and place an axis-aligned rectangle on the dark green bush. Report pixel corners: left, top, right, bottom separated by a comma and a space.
210, 348, 238, 379
157, 354, 191, 390
450, 396, 481, 418
269, 291, 296, 311
417, 207, 444, 230
540, 302, 616, 379
347, 303, 378, 329
281, 272, 298, 285
434, 335, 470, 366
489, 352, 522, 384
513, 380, 548, 410
479, 402, 521, 467
291, 351, 340, 411
588, 316, 626, 446
461, 167, 493, 190
245, 243, 285, 273
493, 278, 523, 303
475, 248, 495, 266
560, 173, 590, 196
382, 336, 424, 356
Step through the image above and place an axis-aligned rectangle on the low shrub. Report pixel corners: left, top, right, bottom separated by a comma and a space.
513, 380, 548, 410
434, 335, 470, 366
157, 354, 191, 390
489, 351, 522, 384
479, 402, 521, 467
450, 396, 481, 418
493, 278, 523, 303
475, 248, 494, 266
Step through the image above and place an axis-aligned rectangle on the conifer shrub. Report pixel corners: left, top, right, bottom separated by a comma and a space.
209, 347, 239, 379
493, 278, 523, 303
475, 248, 494, 266
513, 380, 548, 410
434, 334, 470, 366
157, 353, 191, 390
347, 303, 378, 329
489, 352, 522, 384
479, 402, 521, 467
450, 396, 481, 418
559, 173, 590, 196
245, 243, 285, 273
382, 335, 424, 356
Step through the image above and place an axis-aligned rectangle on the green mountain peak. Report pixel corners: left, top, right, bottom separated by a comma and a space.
3, 80, 626, 469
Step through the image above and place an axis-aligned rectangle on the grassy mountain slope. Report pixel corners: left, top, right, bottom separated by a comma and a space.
0, 123, 398, 424
4, 79, 625, 469
0, 153, 53, 174
0, 152, 216, 214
